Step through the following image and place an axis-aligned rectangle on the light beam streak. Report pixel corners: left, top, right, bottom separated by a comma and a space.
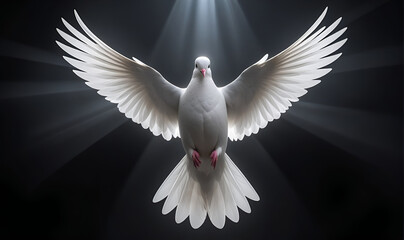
0, 39, 68, 67
332, 46, 402, 73
283, 101, 400, 164
0, 80, 89, 99
19, 106, 128, 192
149, 0, 261, 86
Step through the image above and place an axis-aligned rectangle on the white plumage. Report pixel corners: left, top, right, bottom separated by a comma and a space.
57, 7, 346, 229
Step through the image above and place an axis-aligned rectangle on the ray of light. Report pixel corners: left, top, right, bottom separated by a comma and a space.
219, 0, 260, 60
34, 106, 123, 149
342, 0, 390, 25
29, 99, 113, 139
0, 39, 68, 67
149, 0, 261, 86
332, 46, 402, 73
190, 0, 221, 58
0, 80, 90, 99
19, 106, 128, 192
150, 0, 193, 63
283, 101, 400, 164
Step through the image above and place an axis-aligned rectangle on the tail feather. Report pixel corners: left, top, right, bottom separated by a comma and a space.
226, 155, 260, 201
220, 173, 240, 223
153, 156, 186, 203
175, 174, 192, 223
208, 181, 226, 229
162, 165, 187, 214
223, 165, 251, 213
189, 182, 207, 229
153, 153, 259, 229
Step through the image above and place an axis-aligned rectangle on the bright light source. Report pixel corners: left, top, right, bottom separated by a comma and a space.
150, 0, 260, 85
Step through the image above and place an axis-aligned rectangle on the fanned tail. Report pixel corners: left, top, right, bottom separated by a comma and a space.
153, 153, 259, 229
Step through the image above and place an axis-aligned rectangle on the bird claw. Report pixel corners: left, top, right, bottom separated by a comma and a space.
210, 150, 218, 169
192, 150, 201, 168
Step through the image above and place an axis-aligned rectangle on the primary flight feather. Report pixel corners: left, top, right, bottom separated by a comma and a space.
56, 7, 346, 229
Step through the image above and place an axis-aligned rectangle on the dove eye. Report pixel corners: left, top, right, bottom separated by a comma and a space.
208, 65, 210, 68
196, 64, 198, 68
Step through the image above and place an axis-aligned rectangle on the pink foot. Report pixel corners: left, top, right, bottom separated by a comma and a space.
192, 150, 201, 168
210, 150, 218, 169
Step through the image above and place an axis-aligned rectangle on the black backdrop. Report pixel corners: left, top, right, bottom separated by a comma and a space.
0, 0, 402, 239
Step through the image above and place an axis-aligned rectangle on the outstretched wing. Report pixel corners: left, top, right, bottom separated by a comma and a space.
56, 10, 184, 141
221, 7, 347, 141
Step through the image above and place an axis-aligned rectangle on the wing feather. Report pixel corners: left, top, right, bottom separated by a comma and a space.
222, 7, 346, 141
57, 11, 184, 140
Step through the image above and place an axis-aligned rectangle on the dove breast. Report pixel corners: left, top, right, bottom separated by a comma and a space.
178, 77, 228, 159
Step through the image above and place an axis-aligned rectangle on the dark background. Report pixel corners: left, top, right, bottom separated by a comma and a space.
0, 0, 402, 239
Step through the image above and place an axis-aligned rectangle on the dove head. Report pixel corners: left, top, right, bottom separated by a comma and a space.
194, 56, 211, 79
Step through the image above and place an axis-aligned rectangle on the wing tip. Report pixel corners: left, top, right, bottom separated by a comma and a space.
319, 6, 328, 20
132, 57, 146, 66
62, 55, 70, 62
72, 69, 84, 76
324, 68, 332, 74
55, 40, 63, 48
74, 9, 81, 22
340, 38, 348, 46
55, 28, 63, 36
61, 17, 70, 27
339, 26, 348, 33
255, 54, 269, 65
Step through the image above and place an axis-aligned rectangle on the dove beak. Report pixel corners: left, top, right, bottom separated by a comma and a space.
201, 69, 206, 77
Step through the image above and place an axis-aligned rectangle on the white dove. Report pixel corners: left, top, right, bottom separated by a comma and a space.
56, 7, 346, 229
